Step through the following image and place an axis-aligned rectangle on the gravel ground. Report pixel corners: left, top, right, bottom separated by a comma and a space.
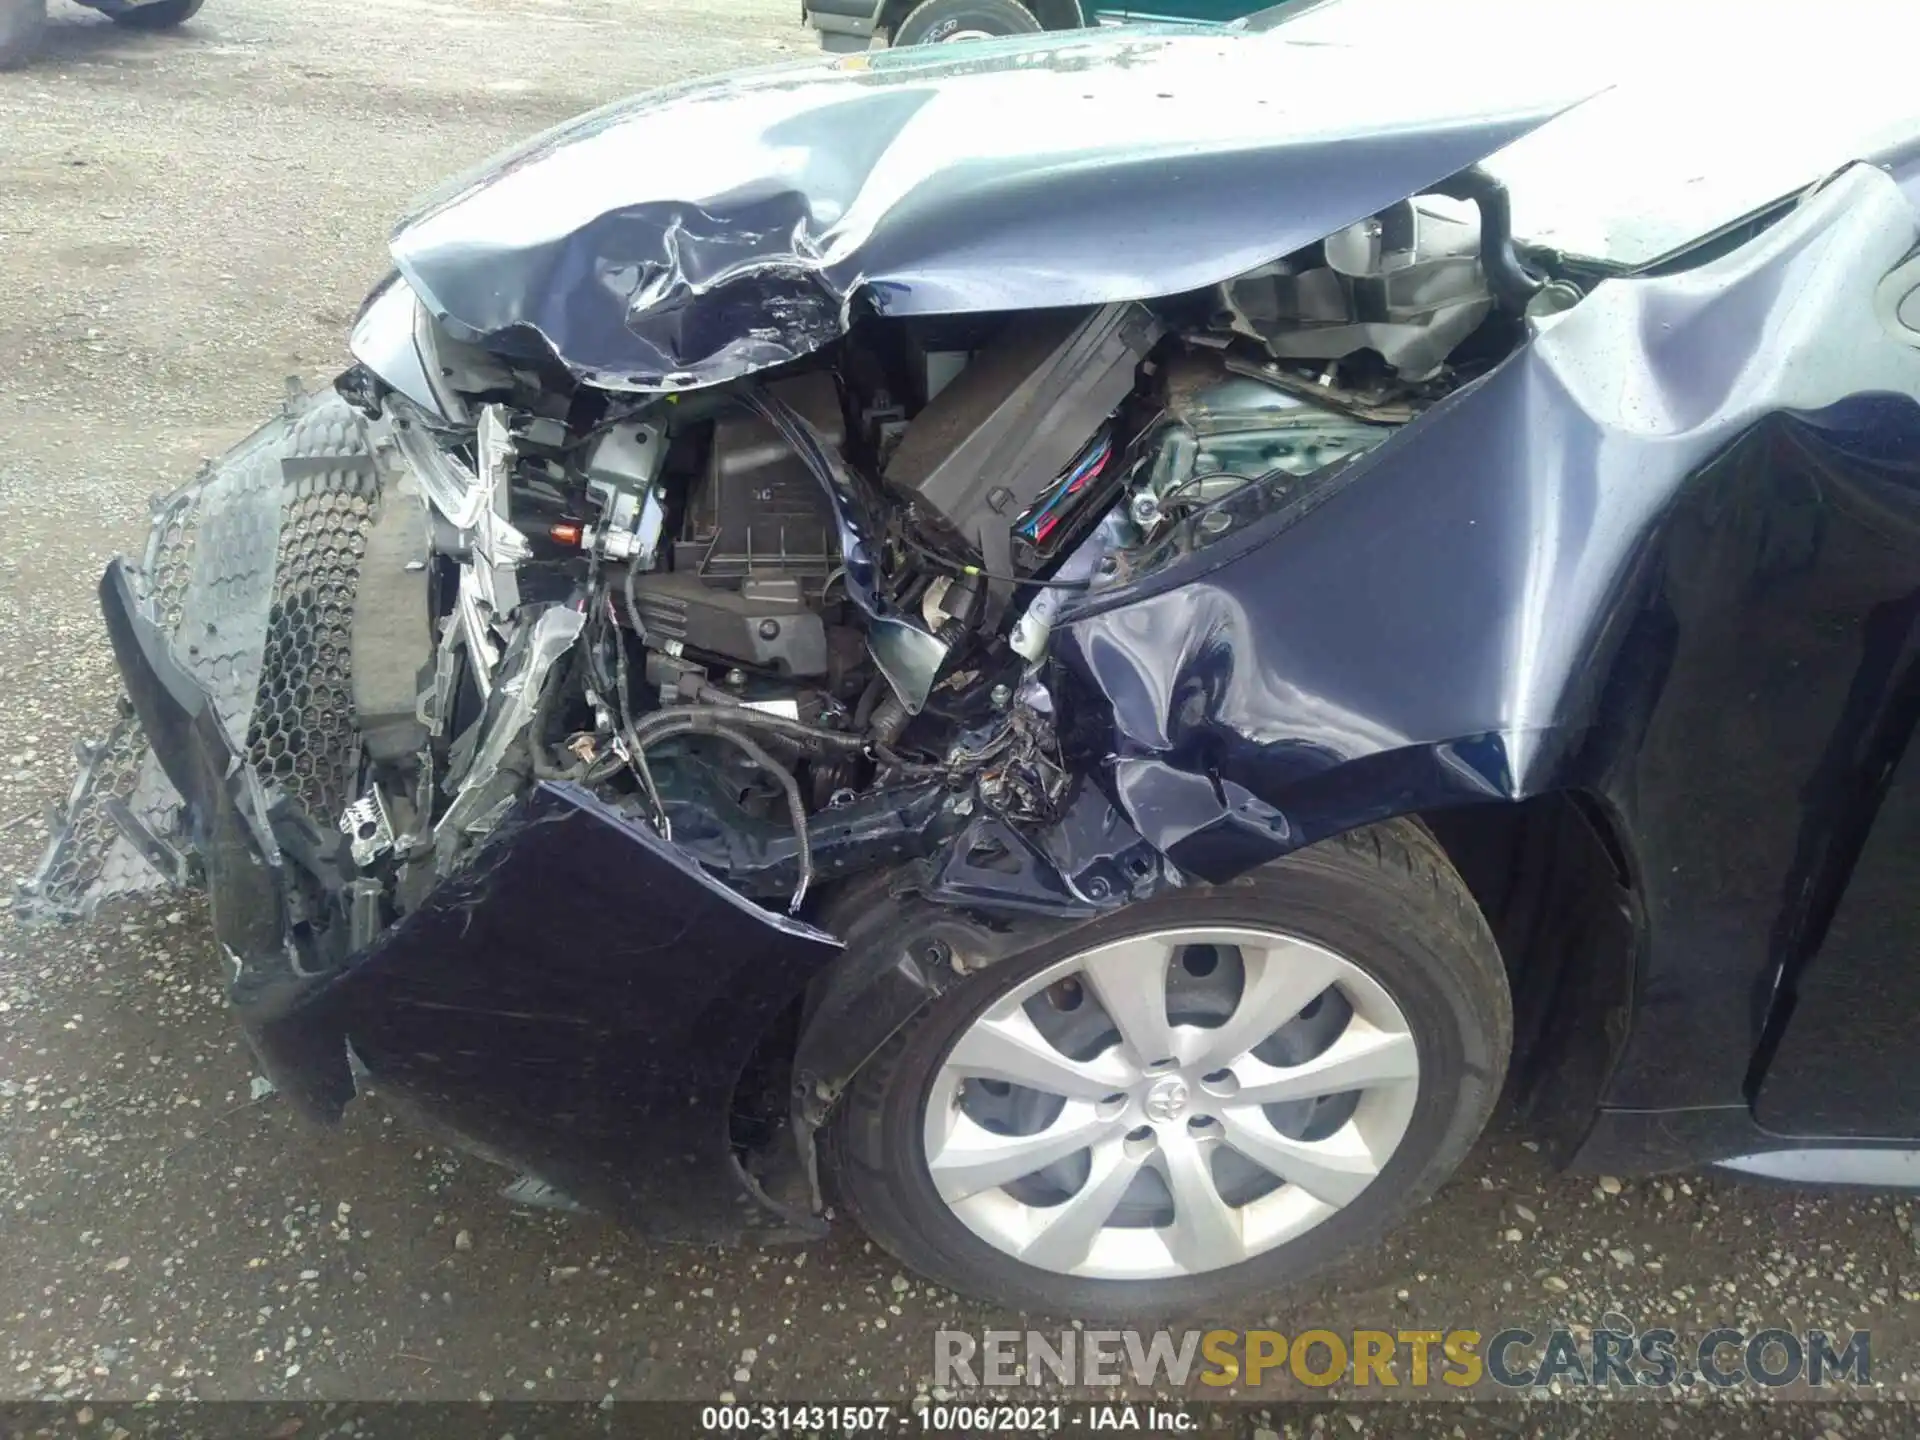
2, 0, 1919, 1430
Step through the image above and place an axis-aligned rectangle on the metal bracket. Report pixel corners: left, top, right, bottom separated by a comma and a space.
339, 789, 395, 869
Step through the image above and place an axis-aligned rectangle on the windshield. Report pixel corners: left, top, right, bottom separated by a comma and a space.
1488, 0, 1919, 265
1253, 0, 1920, 268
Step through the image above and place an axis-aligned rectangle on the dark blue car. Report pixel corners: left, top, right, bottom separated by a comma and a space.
25, 0, 1920, 1314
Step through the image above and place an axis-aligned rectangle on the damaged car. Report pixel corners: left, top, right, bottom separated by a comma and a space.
21, 0, 1920, 1313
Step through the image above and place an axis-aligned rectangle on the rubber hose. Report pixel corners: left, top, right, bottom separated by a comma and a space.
628, 702, 870, 754
1431, 164, 1542, 312
853, 675, 887, 733
873, 742, 948, 780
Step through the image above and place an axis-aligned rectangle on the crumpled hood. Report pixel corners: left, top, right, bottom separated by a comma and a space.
388, 10, 1595, 391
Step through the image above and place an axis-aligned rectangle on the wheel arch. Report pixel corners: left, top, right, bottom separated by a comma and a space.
769, 789, 1641, 1200
1415, 791, 1641, 1162
789, 878, 1079, 1128
877, 0, 1083, 40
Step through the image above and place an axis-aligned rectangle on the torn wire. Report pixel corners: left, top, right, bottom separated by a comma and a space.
637, 715, 815, 913
1016, 427, 1114, 545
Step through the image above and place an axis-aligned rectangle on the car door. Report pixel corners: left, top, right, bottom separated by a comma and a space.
1729, 210, 1920, 1143
1748, 578, 1920, 1140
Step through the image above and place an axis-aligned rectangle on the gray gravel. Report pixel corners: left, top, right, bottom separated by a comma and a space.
3, 0, 1919, 1424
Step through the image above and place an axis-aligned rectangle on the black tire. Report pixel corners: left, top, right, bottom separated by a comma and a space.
109, 0, 204, 29
889, 0, 1039, 46
821, 820, 1511, 1316
0, 0, 46, 69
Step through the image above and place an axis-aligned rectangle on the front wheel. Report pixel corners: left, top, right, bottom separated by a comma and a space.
0, 0, 46, 68
108, 0, 205, 29
888, 0, 1040, 46
821, 821, 1511, 1314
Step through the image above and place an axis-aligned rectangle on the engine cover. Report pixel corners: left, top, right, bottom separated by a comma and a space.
626, 572, 828, 677
632, 371, 842, 676
672, 371, 844, 586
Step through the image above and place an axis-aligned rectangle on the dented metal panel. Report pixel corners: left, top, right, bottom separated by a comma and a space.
1053, 161, 1920, 1113
387, 22, 1587, 390
274, 784, 844, 1240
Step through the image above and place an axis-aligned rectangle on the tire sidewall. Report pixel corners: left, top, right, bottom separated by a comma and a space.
893, 0, 1037, 46
830, 834, 1506, 1317
110, 0, 206, 29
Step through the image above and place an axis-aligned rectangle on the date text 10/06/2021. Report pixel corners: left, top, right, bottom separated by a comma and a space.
700, 1405, 1190, 1432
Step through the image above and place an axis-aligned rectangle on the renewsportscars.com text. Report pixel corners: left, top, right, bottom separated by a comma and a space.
934, 1326, 1870, 1390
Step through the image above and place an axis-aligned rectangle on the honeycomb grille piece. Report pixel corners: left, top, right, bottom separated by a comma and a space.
145, 489, 204, 638
19, 390, 382, 922
241, 399, 380, 823
17, 705, 181, 918
168, 415, 298, 743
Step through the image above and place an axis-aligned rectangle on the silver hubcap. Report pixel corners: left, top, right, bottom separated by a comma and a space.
940, 28, 996, 41
922, 927, 1419, 1280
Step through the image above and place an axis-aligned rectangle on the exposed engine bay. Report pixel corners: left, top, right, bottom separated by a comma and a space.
20, 167, 1572, 983
229, 173, 1553, 957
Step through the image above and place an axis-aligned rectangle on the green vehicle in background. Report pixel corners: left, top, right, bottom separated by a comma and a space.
806, 0, 1270, 51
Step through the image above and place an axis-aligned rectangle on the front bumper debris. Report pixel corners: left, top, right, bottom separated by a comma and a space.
16, 386, 843, 1240
19, 384, 376, 923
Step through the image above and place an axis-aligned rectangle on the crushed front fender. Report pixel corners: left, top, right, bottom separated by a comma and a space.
1049, 159, 1920, 1117
291, 782, 842, 1241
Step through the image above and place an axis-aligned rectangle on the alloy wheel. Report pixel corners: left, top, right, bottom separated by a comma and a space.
921, 926, 1420, 1280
